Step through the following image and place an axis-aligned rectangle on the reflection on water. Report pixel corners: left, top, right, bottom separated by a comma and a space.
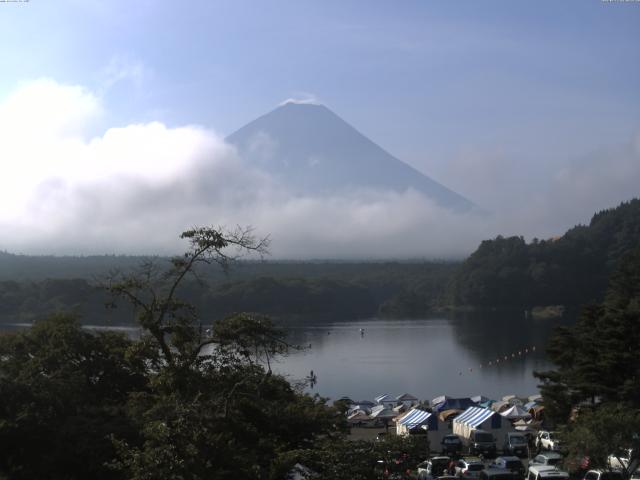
275, 312, 573, 402
1, 312, 573, 403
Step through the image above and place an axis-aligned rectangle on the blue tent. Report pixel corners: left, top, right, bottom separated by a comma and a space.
433, 397, 476, 413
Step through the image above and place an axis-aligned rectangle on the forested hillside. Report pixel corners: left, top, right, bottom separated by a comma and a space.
0, 262, 457, 324
2, 199, 638, 321
447, 199, 640, 308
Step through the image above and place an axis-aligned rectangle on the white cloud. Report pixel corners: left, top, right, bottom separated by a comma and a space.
0, 79, 637, 258
279, 92, 320, 106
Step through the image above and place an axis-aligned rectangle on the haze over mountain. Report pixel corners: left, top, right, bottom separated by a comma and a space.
227, 102, 474, 212
0, 78, 638, 259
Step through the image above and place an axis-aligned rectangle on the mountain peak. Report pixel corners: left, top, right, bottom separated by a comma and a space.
227, 104, 475, 212
278, 98, 323, 107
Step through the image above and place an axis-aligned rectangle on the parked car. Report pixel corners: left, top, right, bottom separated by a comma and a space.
529, 453, 564, 471
481, 468, 520, 480
466, 430, 497, 457
583, 471, 624, 480
536, 431, 562, 452
607, 449, 633, 470
527, 466, 569, 480
455, 457, 485, 479
418, 457, 451, 480
442, 435, 464, 455
503, 432, 529, 457
417, 464, 433, 480
492, 456, 525, 478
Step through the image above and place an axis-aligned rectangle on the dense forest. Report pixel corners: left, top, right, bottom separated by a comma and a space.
0, 261, 456, 324
1, 199, 638, 323
448, 199, 640, 309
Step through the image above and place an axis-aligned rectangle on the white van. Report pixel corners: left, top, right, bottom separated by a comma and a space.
528, 466, 570, 480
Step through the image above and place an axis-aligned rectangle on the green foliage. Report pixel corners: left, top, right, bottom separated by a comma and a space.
0, 261, 459, 324
277, 434, 429, 480
449, 199, 640, 308
536, 246, 640, 420
0, 314, 148, 480
0, 227, 353, 480
561, 406, 640, 479
535, 246, 640, 476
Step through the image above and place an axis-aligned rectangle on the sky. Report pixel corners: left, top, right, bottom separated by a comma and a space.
0, 0, 639, 257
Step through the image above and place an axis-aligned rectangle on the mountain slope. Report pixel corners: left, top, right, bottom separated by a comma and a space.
226, 102, 474, 211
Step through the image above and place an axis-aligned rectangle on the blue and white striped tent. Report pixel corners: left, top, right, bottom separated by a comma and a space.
397, 408, 454, 450
398, 409, 432, 428
453, 406, 509, 439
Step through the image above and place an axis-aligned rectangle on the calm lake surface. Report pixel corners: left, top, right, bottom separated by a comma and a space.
2, 311, 572, 404
273, 312, 572, 402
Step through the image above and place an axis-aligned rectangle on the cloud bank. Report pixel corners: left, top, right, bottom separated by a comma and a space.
1, 79, 638, 258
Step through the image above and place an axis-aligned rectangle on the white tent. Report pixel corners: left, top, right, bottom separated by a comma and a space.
347, 410, 370, 424
500, 405, 532, 420
396, 393, 419, 408
431, 395, 449, 406
370, 404, 398, 419
374, 393, 397, 408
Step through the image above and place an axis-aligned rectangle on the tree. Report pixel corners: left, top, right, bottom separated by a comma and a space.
105, 225, 270, 371
562, 406, 640, 480
0, 314, 148, 480
0, 226, 346, 480
103, 226, 344, 480
535, 247, 640, 476
536, 247, 640, 419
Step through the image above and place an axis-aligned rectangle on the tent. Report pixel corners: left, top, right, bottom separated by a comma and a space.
374, 394, 397, 408
453, 406, 514, 440
529, 406, 545, 421
500, 405, 532, 420
491, 401, 512, 413
397, 408, 455, 451
370, 405, 398, 419
396, 393, 419, 408
433, 397, 476, 413
471, 395, 491, 404
347, 410, 371, 424
438, 409, 463, 422
397, 408, 432, 429
502, 395, 525, 406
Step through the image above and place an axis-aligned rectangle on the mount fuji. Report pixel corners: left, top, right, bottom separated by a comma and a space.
226, 102, 474, 212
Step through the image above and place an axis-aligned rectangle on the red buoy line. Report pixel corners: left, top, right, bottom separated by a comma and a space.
457, 345, 537, 376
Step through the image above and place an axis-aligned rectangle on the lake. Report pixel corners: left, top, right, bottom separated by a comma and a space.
1, 311, 572, 404
274, 311, 572, 403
